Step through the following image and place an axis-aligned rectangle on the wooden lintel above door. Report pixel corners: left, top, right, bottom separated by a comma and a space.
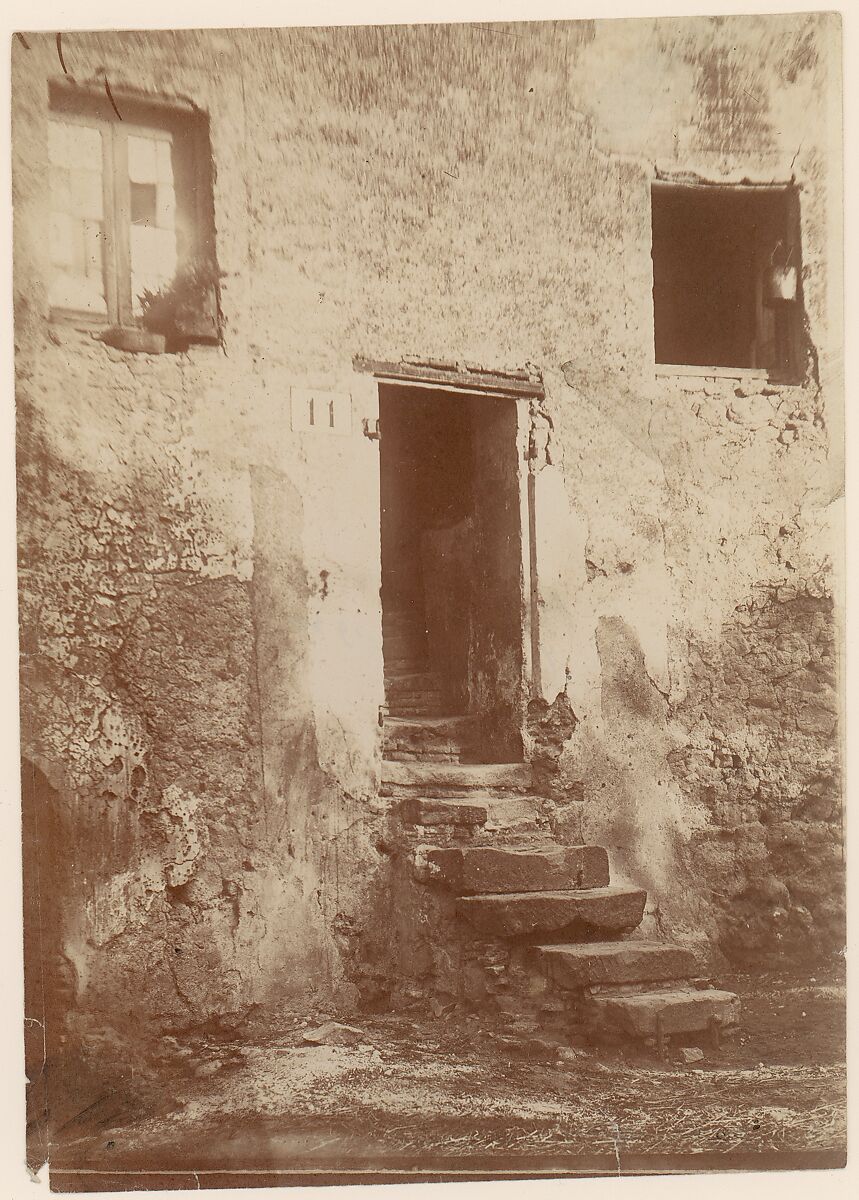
353, 356, 544, 399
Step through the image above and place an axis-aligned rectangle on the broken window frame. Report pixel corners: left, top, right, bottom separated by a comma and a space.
47, 82, 218, 339
650, 179, 804, 383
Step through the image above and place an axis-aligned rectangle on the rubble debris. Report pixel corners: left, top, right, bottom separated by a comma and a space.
302, 1021, 365, 1047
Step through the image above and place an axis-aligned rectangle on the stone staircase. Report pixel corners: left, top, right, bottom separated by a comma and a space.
382, 607, 449, 722
381, 731, 740, 1051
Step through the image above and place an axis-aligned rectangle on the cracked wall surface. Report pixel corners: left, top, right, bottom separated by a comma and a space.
14, 14, 842, 1072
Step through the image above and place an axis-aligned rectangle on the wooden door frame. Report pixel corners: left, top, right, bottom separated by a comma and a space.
357, 357, 543, 747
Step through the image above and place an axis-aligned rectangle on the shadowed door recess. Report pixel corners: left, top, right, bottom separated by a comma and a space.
378, 384, 524, 765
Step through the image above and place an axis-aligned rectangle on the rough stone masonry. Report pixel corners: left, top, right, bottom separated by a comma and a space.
13, 15, 842, 1075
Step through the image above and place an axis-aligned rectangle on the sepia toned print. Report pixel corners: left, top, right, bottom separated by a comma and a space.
13, 14, 844, 1189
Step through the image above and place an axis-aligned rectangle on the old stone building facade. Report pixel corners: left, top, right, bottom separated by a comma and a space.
14, 15, 842, 1069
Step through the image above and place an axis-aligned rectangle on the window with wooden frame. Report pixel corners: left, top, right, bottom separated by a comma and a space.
651, 182, 803, 380
47, 82, 219, 342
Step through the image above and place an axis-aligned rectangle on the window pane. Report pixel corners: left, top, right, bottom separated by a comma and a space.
130, 225, 177, 314
130, 181, 157, 225
50, 167, 72, 213
129, 225, 176, 276
50, 213, 76, 268
156, 139, 173, 183
127, 135, 159, 184
69, 168, 103, 219
127, 132, 178, 314
50, 270, 107, 314
48, 118, 106, 314
156, 183, 176, 229
83, 220, 104, 280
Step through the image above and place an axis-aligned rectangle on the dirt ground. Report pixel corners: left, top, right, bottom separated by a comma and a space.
44, 963, 846, 1190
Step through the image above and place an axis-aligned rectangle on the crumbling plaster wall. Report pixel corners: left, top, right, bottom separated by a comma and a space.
15, 30, 390, 1060
15, 12, 842, 1058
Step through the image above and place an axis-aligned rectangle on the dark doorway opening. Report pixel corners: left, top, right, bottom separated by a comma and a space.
379, 384, 524, 763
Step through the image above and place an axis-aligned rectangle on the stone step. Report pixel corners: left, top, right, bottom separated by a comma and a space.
384, 676, 443, 711
384, 714, 478, 735
399, 796, 490, 826
384, 749, 462, 762
384, 656, 430, 675
382, 610, 425, 627
482, 795, 545, 831
418, 845, 610, 894
383, 615, 426, 631
388, 707, 449, 720
384, 671, 441, 692
387, 700, 448, 718
457, 885, 646, 938
385, 690, 444, 707
383, 612, 426, 627
382, 760, 532, 793
383, 716, 478, 762
590, 988, 740, 1038
537, 941, 695, 989
399, 792, 542, 827
383, 614, 425, 629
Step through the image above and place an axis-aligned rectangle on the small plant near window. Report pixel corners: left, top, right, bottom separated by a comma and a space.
137, 257, 223, 349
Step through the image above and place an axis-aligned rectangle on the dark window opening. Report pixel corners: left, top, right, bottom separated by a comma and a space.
651, 183, 801, 377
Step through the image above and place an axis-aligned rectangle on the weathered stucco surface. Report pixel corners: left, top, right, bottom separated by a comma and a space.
14, 14, 842, 1070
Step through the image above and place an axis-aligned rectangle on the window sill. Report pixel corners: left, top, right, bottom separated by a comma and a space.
49, 308, 109, 332
49, 311, 219, 355
655, 364, 770, 380
48, 314, 165, 354
655, 363, 805, 388
98, 326, 166, 354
